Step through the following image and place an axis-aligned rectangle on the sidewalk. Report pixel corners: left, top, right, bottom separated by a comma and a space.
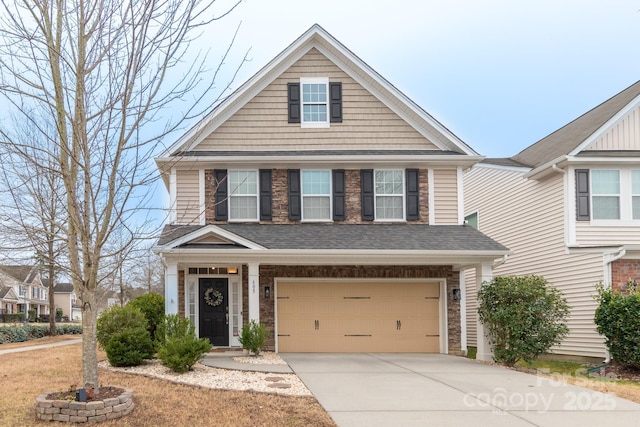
0, 338, 82, 356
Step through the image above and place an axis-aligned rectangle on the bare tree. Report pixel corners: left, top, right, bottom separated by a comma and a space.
0, 0, 244, 391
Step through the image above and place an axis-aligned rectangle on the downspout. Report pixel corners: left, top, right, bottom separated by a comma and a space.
602, 247, 626, 363
552, 164, 566, 175
492, 254, 508, 269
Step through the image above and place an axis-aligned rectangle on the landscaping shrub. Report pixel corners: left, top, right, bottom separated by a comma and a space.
156, 314, 211, 373
2, 313, 25, 323
0, 325, 28, 343
55, 308, 63, 322
238, 320, 268, 355
104, 327, 155, 367
594, 285, 640, 368
128, 293, 164, 342
477, 275, 569, 366
57, 324, 83, 335
96, 304, 149, 350
0, 324, 82, 344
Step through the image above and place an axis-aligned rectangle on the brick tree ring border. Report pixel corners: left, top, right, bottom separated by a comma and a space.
35, 387, 134, 423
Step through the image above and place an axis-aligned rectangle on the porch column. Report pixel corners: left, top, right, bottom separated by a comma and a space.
248, 263, 260, 323
475, 262, 494, 362
165, 260, 179, 315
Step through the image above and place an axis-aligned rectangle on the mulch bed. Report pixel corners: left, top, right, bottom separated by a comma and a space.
46, 386, 124, 402
589, 364, 640, 382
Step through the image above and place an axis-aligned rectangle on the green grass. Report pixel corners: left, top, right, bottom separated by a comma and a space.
466, 347, 477, 359
516, 359, 586, 375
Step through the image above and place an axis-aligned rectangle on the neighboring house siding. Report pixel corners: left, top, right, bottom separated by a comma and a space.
175, 169, 201, 225
433, 169, 458, 224
195, 48, 438, 151
585, 104, 640, 151
576, 223, 640, 245
464, 166, 606, 358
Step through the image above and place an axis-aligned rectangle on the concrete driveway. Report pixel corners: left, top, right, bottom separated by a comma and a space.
280, 353, 640, 427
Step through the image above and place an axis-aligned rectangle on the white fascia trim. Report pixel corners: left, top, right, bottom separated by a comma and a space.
570, 93, 640, 155
157, 225, 266, 251
567, 245, 625, 255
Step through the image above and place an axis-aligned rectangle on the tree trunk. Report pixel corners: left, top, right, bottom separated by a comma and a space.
80, 289, 98, 391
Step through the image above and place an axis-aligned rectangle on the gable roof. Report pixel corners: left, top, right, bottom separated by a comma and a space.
157, 24, 478, 161
512, 80, 640, 168
0, 265, 39, 284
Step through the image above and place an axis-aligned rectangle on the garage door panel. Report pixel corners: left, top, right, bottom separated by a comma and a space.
277, 281, 442, 353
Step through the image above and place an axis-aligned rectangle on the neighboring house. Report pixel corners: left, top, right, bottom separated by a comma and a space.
0, 282, 20, 315
154, 25, 508, 357
0, 265, 49, 319
53, 282, 82, 321
464, 80, 640, 360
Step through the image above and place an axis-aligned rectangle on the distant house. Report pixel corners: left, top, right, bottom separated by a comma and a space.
154, 25, 508, 357
0, 265, 49, 319
464, 80, 640, 360
53, 283, 82, 321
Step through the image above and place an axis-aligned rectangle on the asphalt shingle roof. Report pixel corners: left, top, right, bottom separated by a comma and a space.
158, 224, 507, 252
54, 283, 74, 293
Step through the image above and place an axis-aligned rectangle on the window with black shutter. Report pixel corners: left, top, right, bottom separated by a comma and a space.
406, 169, 420, 220
288, 169, 301, 220
259, 169, 272, 221
333, 169, 345, 220
575, 169, 590, 221
361, 169, 374, 221
214, 169, 228, 221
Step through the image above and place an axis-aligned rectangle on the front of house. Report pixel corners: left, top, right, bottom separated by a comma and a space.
0, 265, 49, 320
154, 25, 508, 356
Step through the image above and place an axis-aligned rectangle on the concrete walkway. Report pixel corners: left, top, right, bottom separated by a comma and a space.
0, 338, 82, 356
281, 353, 640, 427
200, 351, 293, 374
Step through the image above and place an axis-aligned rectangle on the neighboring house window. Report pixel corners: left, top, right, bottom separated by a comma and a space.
465, 212, 479, 230
632, 170, 640, 220
375, 170, 404, 220
19, 285, 26, 297
228, 170, 258, 221
32, 287, 38, 299
301, 170, 331, 221
591, 170, 620, 220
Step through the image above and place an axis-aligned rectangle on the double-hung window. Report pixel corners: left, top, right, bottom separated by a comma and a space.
301, 170, 331, 220
591, 170, 620, 220
228, 170, 258, 221
632, 170, 640, 220
301, 77, 329, 127
375, 170, 404, 220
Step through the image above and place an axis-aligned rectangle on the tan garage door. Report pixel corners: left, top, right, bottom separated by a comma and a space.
277, 281, 440, 353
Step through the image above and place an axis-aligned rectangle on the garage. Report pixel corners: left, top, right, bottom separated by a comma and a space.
276, 280, 442, 353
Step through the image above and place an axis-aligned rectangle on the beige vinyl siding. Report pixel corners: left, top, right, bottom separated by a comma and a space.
175, 169, 200, 225
464, 166, 606, 358
576, 223, 640, 245
463, 268, 478, 347
586, 104, 640, 151
195, 49, 439, 152
433, 169, 459, 224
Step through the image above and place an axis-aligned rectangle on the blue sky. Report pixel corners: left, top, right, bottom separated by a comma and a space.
201, 0, 640, 158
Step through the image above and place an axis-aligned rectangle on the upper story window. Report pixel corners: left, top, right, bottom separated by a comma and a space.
228, 170, 258, 221
632, 170, 640, 220
302, 170, 331, 221
288, 79, 342, 126
591, 170, 620, 220
375, 170, 405, 220
32, 287, 39, 299
19, 285, 26, 297
301, 78, 328, 127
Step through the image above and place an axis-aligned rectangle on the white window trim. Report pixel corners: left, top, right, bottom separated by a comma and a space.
374, 169, 406, 222
589, 168, 640, 226
301, 169, 332, 222
300, 77, 330, 128
227, 169, 259, 222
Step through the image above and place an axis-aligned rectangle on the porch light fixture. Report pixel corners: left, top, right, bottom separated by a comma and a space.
264, 285, 271, 299
452, 288, 461, 301
228, 267, 238, 274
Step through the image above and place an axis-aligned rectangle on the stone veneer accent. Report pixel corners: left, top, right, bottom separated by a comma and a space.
611, 259, 640, 294
35, 387, 134, 423
205, 168, 431, 224
242, 265, 462, 355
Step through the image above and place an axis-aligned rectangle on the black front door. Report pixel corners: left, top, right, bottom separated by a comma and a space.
199, 278, 229, 346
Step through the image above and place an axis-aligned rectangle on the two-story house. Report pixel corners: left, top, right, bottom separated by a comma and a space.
0, 265, 49, 319
464, 80, 640, 360
154, 25, 508, 357
53, 282, 82, 321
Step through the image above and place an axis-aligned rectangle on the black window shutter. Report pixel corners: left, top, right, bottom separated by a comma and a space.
288, 169, 301, 220
288, 83, 300, 123
361, 169, 374, 221
330, 82, 342, 123
259, 169, 272, 221
406, 169, 420, 220
214, 169, 228, 221
333, 169, 345, 221
576, 169, 590, 221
